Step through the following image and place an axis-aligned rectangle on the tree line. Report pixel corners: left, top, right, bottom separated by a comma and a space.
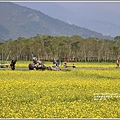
0, 35, 120, 62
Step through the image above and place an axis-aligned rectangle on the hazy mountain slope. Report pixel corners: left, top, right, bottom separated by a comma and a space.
16, 2, 120, 37
0, 2, 113, 42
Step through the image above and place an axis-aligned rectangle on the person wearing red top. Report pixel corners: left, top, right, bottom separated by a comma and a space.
64, 62, 67, 67
116, 60, 119, 68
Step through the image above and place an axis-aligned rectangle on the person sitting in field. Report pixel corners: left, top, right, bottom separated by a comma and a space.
10, 60, 17, 70
116, 60, 119, 68
64, 62, 67, 67
37, 60, 43, 68
72, 63, 76, 68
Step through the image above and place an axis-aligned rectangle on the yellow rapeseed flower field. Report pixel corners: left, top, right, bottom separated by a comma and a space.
0, 62, 120, 118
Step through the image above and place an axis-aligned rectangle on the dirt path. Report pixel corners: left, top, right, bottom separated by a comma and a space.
0, 67, 120, 71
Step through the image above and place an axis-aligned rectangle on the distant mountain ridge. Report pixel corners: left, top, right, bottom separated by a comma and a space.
0, 2, 113, 42
16, 2, 120, 37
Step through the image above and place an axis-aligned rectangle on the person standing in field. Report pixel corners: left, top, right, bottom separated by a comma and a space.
116, 60, 119, 68
53, 58, 58, 68
10, 60, 17, 70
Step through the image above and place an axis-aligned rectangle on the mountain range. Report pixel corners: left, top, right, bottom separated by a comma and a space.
0, 2, 113, 42
16, 2, 120, 38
